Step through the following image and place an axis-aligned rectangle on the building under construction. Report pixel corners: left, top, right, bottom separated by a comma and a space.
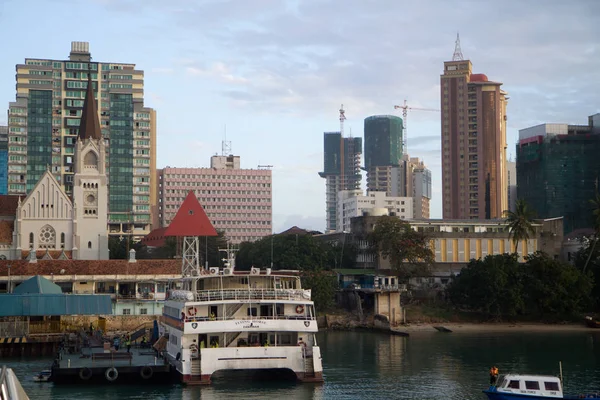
517, 113, 600, 234
364, 115, 404, 194
319, 132, 362, 233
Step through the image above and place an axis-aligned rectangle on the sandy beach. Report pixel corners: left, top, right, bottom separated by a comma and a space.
393, 323, 597, 334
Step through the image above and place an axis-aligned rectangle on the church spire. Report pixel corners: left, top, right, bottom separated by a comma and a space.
78, 63, 102, 141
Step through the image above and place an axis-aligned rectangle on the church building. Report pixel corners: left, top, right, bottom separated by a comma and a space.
0, 69, 109, 260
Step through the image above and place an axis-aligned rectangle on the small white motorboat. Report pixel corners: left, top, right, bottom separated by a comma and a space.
33, 370, 52, 383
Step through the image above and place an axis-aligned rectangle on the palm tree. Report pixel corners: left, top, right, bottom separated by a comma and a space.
583, 192, 600, 273
504, 199, 536, 258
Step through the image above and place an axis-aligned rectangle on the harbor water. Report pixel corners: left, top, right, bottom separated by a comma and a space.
6, 330, 600, 399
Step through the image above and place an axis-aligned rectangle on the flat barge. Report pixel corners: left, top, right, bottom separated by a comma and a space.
51, 338, 172, 384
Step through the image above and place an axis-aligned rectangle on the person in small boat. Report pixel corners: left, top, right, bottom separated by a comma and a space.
489, 366, 499, 386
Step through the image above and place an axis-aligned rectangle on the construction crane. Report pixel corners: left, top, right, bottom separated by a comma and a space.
339, 104, 346, 188
393, 100, 440, 152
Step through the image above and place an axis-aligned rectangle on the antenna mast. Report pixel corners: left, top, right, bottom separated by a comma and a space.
222, 124, 232, 156
339, 104, 346, 191
452, 32, 464, 61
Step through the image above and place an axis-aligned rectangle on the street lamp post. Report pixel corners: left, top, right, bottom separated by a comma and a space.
7, 264, 11, 294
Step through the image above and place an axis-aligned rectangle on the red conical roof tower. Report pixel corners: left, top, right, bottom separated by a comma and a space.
165, 191, 217, 237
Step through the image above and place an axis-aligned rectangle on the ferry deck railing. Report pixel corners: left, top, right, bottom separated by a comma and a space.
183, 314, 316, 323
194, 289, 310, 303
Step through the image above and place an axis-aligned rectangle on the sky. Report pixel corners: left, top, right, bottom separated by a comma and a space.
0, 0, 599, 233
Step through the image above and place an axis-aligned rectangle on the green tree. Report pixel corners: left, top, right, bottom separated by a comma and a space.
140, 231, 228, 266
149, 236, 178, 259
504, 199, 536, 255
446, 254, 524, 319
524, 252, 592, 318
108, 236, 134, 259
447, 253, 593, 320
367, 216, 434, 280
582, 192, 600, 273
236, 234, 352, 271
301, 269, 339, 312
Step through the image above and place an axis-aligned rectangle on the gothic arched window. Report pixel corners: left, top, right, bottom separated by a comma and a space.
61, 233, 65, 248
88, 241, 92, 249
29, 232, 34, 247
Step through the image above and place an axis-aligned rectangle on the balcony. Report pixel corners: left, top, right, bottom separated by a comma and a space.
160, 315, 318, 335
194, 289, 311, 303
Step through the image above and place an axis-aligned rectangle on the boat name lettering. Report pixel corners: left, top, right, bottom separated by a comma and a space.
235, 321, 266, 328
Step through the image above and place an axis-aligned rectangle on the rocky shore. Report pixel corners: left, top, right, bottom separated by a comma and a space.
320, 312, 595, 335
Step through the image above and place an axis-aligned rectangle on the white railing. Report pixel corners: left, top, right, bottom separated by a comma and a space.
194, 289, 310, 302
184, 315, 315, 323
1, 366, 29, 400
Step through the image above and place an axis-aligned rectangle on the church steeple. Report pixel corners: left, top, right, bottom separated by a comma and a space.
78, 64, 102, 141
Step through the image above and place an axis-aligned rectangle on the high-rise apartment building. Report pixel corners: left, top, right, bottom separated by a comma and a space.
318, 132, 362, 232
158, 155, 272, 244
440, 43, 508, 220
6, 42, 156, 238
0, 126, 7, 195
364, 115, 403, 194
391, 155, 432, 219
517, 114, 600, 234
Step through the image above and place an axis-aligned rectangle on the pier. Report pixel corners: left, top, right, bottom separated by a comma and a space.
50, 332, 172, 384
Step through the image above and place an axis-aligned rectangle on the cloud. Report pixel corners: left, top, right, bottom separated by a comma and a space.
410, 135, 440, 146
61, 0, 600, 225
186, 62, 248, 84
150, 67, 174, 74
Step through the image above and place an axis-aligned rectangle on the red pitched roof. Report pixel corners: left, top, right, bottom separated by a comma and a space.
0, 195, 20, 217
141, 227, 168, 247
164, 191, 217, 237
0, 259, 180, 276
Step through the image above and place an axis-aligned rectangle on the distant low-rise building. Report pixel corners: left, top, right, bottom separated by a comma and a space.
349, 215, 563, 270
336, 190, 413, 233
0, 258, 181, 316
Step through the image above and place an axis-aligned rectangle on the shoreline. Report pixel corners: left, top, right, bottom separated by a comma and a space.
392, 323, 597, 334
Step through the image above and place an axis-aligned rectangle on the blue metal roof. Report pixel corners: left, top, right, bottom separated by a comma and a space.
12, 275, 62, 295
0, 294, 112, 316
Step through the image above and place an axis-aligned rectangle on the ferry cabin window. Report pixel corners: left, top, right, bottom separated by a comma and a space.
507, 380, 521, 389
525, 381, 540, 390
247, 307, 257, 316
544, 382, 560, 391
240, 277, 248, 285
279, 334, 292, 345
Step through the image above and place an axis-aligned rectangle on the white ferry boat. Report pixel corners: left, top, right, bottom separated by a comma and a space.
159, 267, 323, 385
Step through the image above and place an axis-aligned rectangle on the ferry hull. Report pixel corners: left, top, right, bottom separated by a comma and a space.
168, 346, 324, 385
